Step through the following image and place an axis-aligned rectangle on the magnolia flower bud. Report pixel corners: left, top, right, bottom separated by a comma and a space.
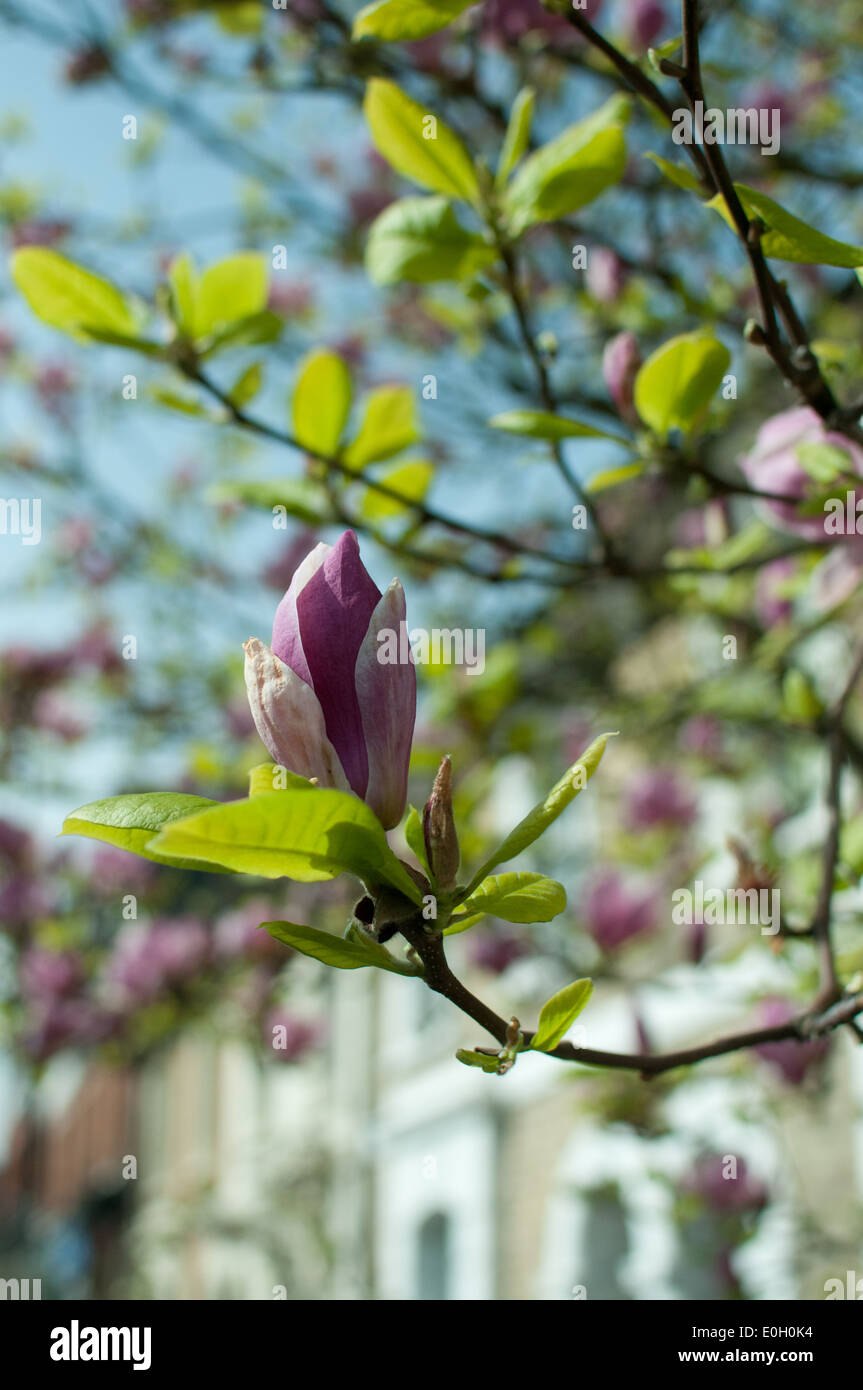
244, 531, 416, 830
739, 406, 863, 540
422, 755, 460, 891
602, 331, 641, 425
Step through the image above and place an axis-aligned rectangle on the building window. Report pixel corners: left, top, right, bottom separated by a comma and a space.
579, 1185, 629, 1300
416, 1211, 451, 1300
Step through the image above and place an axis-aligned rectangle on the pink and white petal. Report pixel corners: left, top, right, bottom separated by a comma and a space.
271, 540, 332, 682
296, 530, 381, 797
243, 637, 349, 789
809, 547, 863, 613
355, 580, 416, 830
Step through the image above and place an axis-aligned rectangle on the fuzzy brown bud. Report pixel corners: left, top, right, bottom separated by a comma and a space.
422, 755, 460, 891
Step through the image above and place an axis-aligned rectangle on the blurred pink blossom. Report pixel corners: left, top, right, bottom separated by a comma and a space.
216, 899, 286, 961
264, 1009, 321, 1063
754, 997, 830, 1084
739, 407, 863, 542
683, 1153, 769, 1214
468, 927, 531, 975
586, 246, 626, 303
602, 331, 641, 424
584, 871, 657, 951
20, 948, 84, 1002
625, 767, 696, 830
755, 556, 796, 627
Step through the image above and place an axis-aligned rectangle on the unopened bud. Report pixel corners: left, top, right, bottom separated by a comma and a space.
423, 755, 460, 891
727, 836, 776, 894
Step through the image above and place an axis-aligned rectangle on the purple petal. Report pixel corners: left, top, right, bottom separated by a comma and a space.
295, 531, 381, 797
271, 540, 331, 684
244, 638, 350, 789
355, 580, 416, 829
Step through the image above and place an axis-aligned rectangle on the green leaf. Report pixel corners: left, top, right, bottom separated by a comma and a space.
404, 803, 431, 875
77, 327, 163, 355
292, 348, 352, 457
488, 409, 626, 443
446, 872, 566, 934
248, 763, 315, 796
344, 384, 418, 468
263, 920, 420, 975
61, 793, 227, 872
531, 978, 593, 1052
706, 185, 863, 268
456, 1048, 504, 1073
194, 252, 268, 338
795, 441, 853, 485
148, 789, 423, 901
364, 79, 479, 203
201, 309, 282, 357
840, 816, 863, 877
362, 461, 433, 520
353, 0, 476, 41
633, 331, 730, 439
665, 519, 770, 571
167, 251, 197, 335
215, 1, 262, 34
502, 96, 629, 235
586, 461, 645, 493
11, 248, 138, 342
644, 151, 703, 195
150, 386, 218, 419
461, 734, 614, 899
208, 477, 329, 524
496, 87, 535, 189
782, 668, 822, 723
365, 195, 496, 285
228, 361, 263, 408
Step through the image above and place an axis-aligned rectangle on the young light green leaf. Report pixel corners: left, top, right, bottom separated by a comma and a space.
446, 872, 566, 935
644, 151, 703, 195
148, 789, 423, 901
150, 386, 217, 418
782, 668, 822, 723
263, 919, 420, 975
503, 96, 629, 235
201, 309, 282, 357
456, 1048, 504, 1073
61, 792, 227, 872
586, 461, 645, 493
461, 734, 614, 899
404, 803, 431, 875
167, 252, 198, 335
796, 442, 852, 485
489, 409, 627, 443
531, 978, 593, 1052
215, 1, 262, 33
353, 0, 476, 41
247, 763, 316, 797
292, 348, 352, 456
344, 384, 418, 468
361, 461, 433, 519
364, 79, 479, 203
208, 477, 329, 525
633, 332, 730, 439
194, 252, 268, 338
11, 248, 138, 342
707, 186, 863, 268
496, 87, 535, 189
365, 195, 496, 285
228, 361, 263, 408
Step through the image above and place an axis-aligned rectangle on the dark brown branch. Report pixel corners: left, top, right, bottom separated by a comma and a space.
399, 917, 863, 1078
